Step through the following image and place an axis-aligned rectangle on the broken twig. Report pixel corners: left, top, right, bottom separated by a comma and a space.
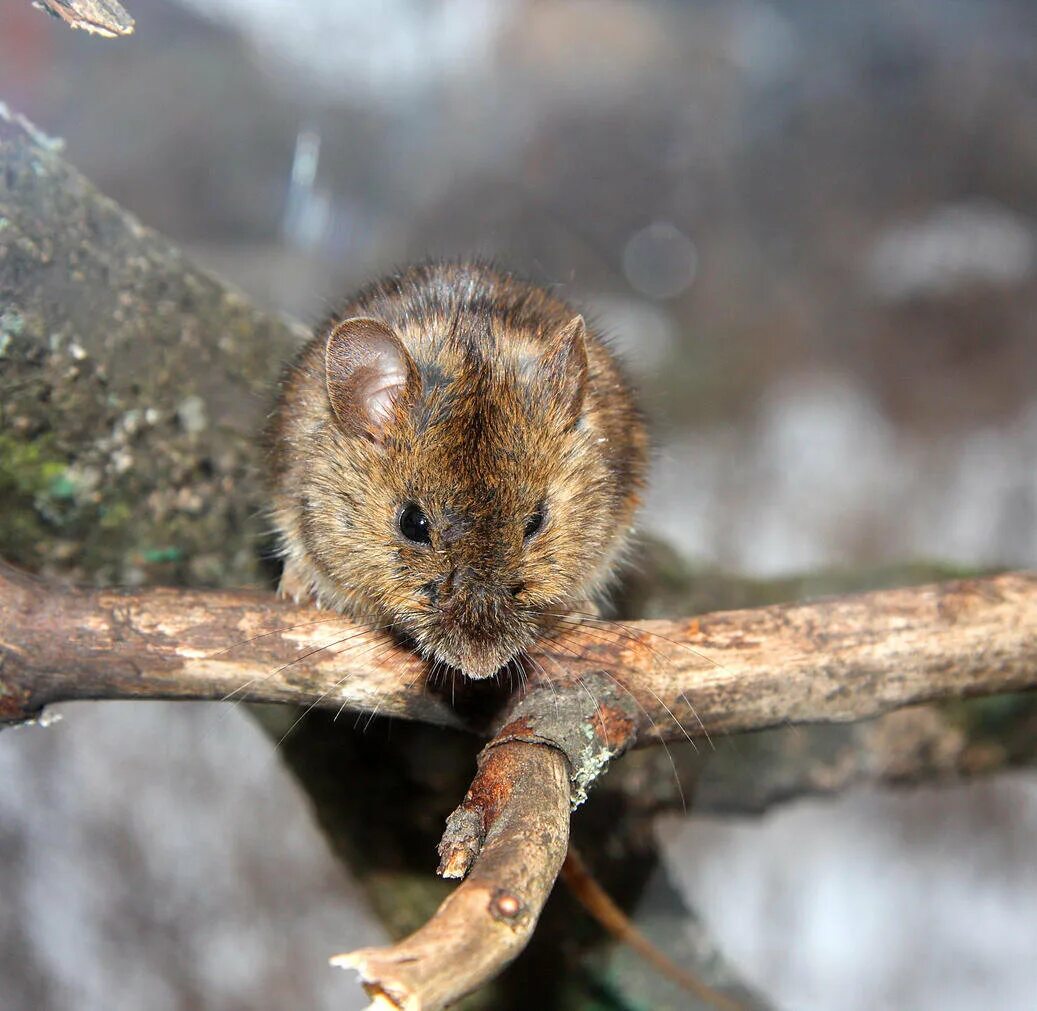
31, 0, 134, 37
333, 739, 570, 1010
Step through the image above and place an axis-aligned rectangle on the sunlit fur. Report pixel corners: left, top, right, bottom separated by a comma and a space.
265, 261, 648, 679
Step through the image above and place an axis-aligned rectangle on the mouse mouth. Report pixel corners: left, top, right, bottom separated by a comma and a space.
416, 619, 538, 681
404, 600, 549, 681
431, 640, 520, 681
405, 600, 538, 680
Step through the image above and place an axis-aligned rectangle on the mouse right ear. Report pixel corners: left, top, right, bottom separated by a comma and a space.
540, 314, 589, 426
324, 317, 420, 440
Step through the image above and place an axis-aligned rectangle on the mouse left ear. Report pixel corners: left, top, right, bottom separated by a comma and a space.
324, 317, 420, 441
540, 314, 588, 425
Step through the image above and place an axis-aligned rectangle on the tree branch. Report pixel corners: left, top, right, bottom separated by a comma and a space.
2, 561, 1034, 744
333, 739, 571, 1011
306, 566, 1034, 1009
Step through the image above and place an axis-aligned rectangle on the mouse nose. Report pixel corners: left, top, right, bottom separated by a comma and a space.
436, 566, 511, 621
440, 566, 487, 604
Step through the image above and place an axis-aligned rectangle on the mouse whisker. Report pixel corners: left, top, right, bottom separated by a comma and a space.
565, 609, 732, 681
209, 614, 346, 659
512, 656, 529, 695
220, 623, 394, 708
534, 648, 610, 750
332, 636, 412, 726
523, 652, 557, 695
275, 670, 357, 751
360, 700, 384, 732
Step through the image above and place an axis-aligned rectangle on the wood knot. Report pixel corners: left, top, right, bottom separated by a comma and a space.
489, 889, 524, 923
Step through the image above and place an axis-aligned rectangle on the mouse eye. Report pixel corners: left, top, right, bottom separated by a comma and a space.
523, 506, 546, 541
399, 503, 431, 544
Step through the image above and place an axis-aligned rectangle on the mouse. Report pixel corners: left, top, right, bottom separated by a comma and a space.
264, 262, 734, 1005
265, 260, 648, 680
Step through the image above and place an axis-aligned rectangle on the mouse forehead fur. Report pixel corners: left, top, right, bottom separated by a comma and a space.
372, 320, 585, 481
265, 261, 648, 678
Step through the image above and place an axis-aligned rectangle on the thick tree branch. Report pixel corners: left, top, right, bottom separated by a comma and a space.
0, 101, 302, 587
2, 561, 1034, 745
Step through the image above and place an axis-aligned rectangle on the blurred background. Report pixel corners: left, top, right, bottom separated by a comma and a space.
1, 1, 1035, 1008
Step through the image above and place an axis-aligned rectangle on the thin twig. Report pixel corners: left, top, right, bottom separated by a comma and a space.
332, 740, 571, 1011
561, 844, 745, 1011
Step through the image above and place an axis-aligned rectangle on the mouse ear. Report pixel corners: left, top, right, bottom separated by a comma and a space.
540, 314, 588, 425
324, 317, 420, 440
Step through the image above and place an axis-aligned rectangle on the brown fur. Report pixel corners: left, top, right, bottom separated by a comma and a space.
265, 261, 648, 679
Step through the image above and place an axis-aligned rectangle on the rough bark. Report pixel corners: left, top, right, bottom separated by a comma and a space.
331, 685, 757, 1011
618, 553, 1037, 813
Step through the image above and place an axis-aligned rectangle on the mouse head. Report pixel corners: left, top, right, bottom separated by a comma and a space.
294, 311, 637, 679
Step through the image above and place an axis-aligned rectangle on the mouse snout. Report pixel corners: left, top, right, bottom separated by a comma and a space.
420, 566, 533, 680
433, 566, 519, 641
435, 566, 502, 606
